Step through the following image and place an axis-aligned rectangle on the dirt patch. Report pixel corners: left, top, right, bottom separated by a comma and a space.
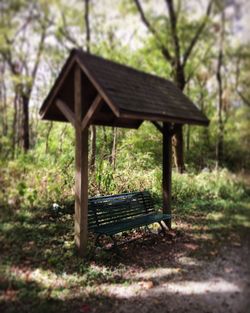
89, 230, 250, 313
1, 198, 250, 313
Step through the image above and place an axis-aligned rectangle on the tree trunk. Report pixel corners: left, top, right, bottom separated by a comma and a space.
90, 125, 96, 171
216, 10, 225, 169
216, 57, 224, 168
84, 0, 96, 172
111, 127, 117, 170
134, 0, 213, 174
173, 64, 185, 173
45, 122, 53, 154
12, 90, 19, 158
186, 125, 190, 153
21, 93, 30, 152
0, 68, 8, 137
172, 124, 185, 173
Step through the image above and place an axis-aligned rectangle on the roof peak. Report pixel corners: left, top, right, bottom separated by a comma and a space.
40, 48, 209, 127
73, 48, 176, 86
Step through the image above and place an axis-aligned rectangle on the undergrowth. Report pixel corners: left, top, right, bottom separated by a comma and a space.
0, 155, 248, 211
0, 156, 250, 313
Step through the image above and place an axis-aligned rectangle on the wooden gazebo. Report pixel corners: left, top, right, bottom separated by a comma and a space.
39, 49, 209, 256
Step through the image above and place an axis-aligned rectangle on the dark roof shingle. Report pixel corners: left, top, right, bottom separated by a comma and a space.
40, 49, 209, 126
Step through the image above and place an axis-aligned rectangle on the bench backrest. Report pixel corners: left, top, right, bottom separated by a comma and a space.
88, 191, 154, 230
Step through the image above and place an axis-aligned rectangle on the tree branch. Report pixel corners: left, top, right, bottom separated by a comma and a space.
133, 0, 172, 61
237, 90, 250, 107
182, 0, 213, 67
31, 22, 48, 83
59, 12, 81, 48
165, 0, 180, 61
84, 0, 90, 53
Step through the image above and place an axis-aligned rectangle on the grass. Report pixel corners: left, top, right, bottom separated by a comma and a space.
0, 171, 250, 312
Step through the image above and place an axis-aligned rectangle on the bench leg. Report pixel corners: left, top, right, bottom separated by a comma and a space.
110, 235, 118, 248
159, 221, 168, 234
95, 234, 103, 247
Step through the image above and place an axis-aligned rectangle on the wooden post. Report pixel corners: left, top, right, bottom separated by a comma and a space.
162, 122, 172, 229
74, 65, 88, 256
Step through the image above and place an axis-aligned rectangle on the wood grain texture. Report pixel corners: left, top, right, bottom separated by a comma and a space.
74, 65, 88, 256
81, 94, 102, 131
56, 99, 76, 127
151, 121, 163, 133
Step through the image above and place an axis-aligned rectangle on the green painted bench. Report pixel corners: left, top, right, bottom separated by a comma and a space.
88, 191, 171, 247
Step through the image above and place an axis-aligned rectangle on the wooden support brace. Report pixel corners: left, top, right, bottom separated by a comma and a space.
56, 99, 76, 127
81, 94, 102, 131
151, 121, 163, 133
171, 124, 181, 136
152, 121, 181, 137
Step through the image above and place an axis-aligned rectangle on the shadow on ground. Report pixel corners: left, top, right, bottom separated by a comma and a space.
0, 198, 250, 313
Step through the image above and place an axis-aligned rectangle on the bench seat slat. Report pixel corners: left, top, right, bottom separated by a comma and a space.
87, 191, 171, 237
90, 207, 155, 221
92, 213, 171, 235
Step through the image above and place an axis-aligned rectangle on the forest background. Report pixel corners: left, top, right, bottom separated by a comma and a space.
0, 0, 249, 211
1, 2, 250, 311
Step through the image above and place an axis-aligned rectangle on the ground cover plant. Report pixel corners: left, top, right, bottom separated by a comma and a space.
1, 166, 249, 313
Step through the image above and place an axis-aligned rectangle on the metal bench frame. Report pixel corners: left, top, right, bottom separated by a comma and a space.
88, 191, 171, 248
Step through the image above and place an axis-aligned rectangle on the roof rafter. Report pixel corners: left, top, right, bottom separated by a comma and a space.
81, 94, 102, 131
75, 57, 120, 118
56, 99, 76, 127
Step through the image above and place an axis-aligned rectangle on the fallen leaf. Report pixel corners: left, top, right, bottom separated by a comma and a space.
139, 281, 154, 289
184, 243, 199, 251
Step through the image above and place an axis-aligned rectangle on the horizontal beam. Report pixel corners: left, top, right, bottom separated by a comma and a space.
120, 109, 209, 126
151, 121, 181, 136
81, 94, 102, 131
56, 99, 76, 127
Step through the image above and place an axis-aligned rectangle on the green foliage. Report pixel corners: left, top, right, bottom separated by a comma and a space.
171, 169, 247, 204
1, 140, 248, 213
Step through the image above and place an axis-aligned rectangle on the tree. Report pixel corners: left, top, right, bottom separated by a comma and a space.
215, 5, 225, 168
0, 1, 51, 154
84, 0, 97, 171
133, 0, 213, 172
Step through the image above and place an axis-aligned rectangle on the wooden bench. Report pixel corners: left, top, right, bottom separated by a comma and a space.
88, 191, 171, 247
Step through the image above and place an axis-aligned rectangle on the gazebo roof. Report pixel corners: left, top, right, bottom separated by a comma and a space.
39, 49, 209, 128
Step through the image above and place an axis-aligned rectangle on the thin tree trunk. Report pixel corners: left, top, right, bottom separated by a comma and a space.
12, 90, 19, 158
111, 127, 117, 170
186, 125, 190, 153
21, 92, 30, 151
102, 126, 108, 145
45, 121, 53, 153
2, 78, 8, 136
216, 9, 225, 169
172, 125, 184, 173
84, 0, 90, 53
172, 65, 186, 172
17, 91, 22, 148
90, 125, 96, 171
59, 125, 67, 154
0, 65, 8, 137
84, 0, 96, 171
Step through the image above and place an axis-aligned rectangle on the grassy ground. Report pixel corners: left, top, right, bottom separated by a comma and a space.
0, 180, 250, 313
